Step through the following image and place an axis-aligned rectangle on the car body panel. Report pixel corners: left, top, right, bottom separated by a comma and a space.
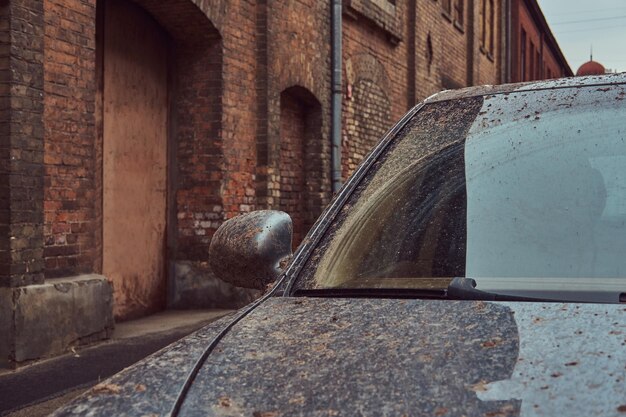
54, 298, 625, 417
52, 312, 238, 417
423, 72, 626, 104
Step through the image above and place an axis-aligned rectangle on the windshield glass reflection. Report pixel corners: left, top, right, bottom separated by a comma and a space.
295, 85, 626, 297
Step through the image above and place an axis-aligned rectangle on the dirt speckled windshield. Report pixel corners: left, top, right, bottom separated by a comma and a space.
294, 84, 626, 301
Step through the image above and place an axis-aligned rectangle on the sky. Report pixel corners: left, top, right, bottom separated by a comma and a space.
538, 0, 626, 74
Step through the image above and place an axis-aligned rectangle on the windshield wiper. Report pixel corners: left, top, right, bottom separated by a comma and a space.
293, 278, 558, 302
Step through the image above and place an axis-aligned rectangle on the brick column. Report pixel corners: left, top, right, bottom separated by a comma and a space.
0, 0, 45, 288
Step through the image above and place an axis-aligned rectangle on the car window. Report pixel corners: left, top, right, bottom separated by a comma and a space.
293, 84, 626, 295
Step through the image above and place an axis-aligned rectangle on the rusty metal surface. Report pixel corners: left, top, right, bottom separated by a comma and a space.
209, 211, 293, 290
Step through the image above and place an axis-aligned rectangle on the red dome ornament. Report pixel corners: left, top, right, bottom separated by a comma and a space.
576, 49, 606, 76
576, 60, 606, 76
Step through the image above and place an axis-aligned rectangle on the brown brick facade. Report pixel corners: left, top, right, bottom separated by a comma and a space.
341, 0, 507, 179
508, 0, 572, 83
1, 0, 45, 288
43, 0, 97, 279
2, 0, 569, 319
278, 87, 324, 247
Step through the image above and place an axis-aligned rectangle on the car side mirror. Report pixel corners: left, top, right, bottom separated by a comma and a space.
209, 210, 293, 290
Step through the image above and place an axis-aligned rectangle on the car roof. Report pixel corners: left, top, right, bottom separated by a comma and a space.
425, 72, 626, 104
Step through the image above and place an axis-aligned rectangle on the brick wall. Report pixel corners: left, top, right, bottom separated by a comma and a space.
43, 0, 97, 278
0, 2, 10, 284
33, 0, 508, 287
415, 0, 470, 98
260, 0, 332, 231
218, 0, 258, 223
510, 0, 571, 83
278, 87, 324, 247
342, 1, 408, 178
279, 90, 306, 246
474, 0, 502, 86
173, 40, 223, 261
1, 0, 45, 287
543, 46, 560, 79
518, 0, 541, 81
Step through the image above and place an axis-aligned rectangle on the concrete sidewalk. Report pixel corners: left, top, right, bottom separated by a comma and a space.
0, 309, 232, 417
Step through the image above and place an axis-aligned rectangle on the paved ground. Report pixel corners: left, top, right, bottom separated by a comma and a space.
0, 309, 232, 417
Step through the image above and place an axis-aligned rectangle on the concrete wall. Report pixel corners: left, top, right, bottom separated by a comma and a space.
1, 275, 113, 368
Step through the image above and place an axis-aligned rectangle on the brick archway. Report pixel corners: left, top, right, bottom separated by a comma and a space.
278, 86, 324, 247
343, 54, 392, 178
95, 0, 223, 320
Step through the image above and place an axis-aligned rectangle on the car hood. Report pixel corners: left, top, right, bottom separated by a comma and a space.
54, 297, 625, 417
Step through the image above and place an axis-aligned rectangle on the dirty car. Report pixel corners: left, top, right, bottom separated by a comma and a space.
54, 74, 626, 417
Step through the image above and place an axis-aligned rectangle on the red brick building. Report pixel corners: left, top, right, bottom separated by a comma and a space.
1, 0, 566, 366
505, 0, 572, 82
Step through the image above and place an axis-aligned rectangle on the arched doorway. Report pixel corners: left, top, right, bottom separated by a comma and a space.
98, 0, 223, 320
101, 0, 169, 320
344, 54, 392, 178
279, 86, 323, 247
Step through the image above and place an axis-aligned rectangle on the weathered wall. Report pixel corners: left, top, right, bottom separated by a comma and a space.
0, 1, 10, 286
102, 0, 168, 319
278, 87, 324, 247
1, 0, 45, 288
43, 0, 97, 280
474, 0, 502, 86
279, 91, 307, 246
510, 0, 571, 82
342, 1, 407, 178
518, 0, 541, 81
167, 0, 258, 309
260, 0, 332, 225
543, 45, 561, 79
341, 0, 502, 178
173, 40, 223, 261
0, 275, 113, 368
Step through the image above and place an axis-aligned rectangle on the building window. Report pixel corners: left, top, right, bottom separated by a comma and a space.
442, 0, 452, 16
488, 0, 494, 54
454, 0, 464, 27
529, 42, 535, 81
426, 33, 434, 73
481, 0, 494, 56
481, 0, 487, 47
520, 29, 526, 81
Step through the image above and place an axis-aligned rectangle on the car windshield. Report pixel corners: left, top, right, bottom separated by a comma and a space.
294, 84, 626, 301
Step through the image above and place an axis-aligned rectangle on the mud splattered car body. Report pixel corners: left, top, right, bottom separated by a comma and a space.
54, 74, 626, 417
